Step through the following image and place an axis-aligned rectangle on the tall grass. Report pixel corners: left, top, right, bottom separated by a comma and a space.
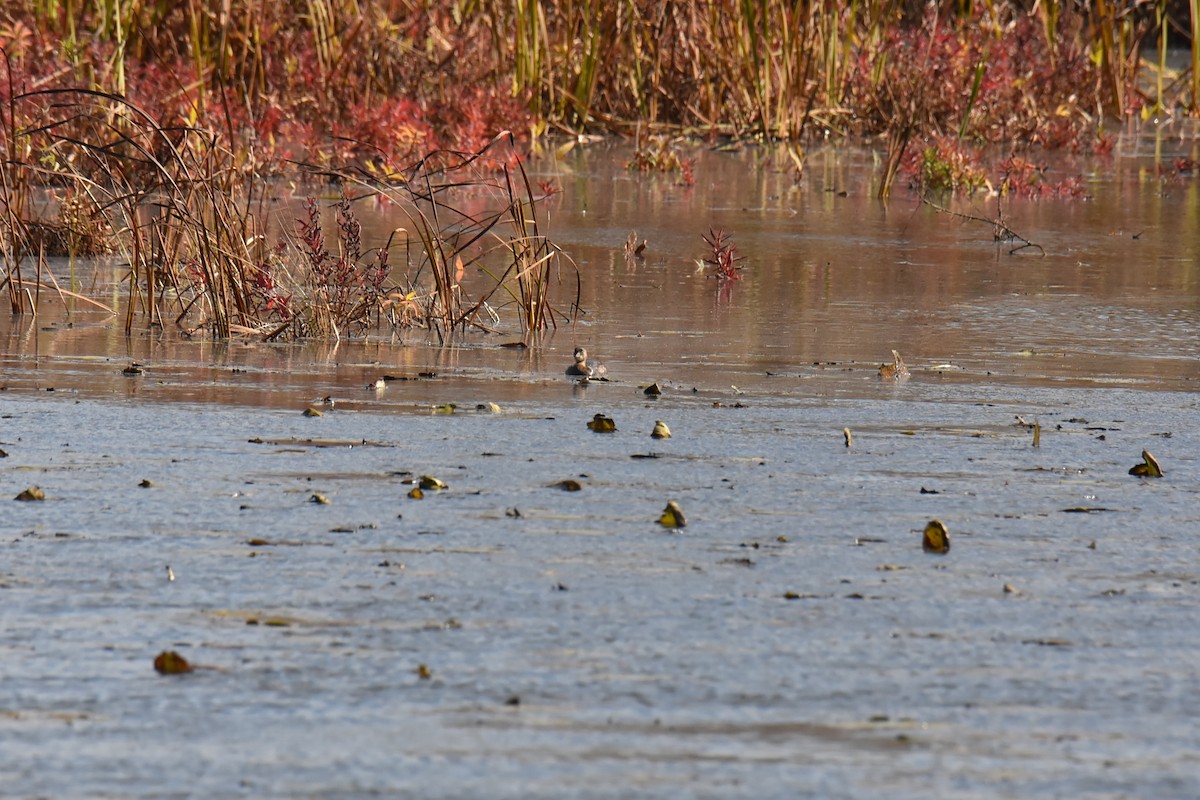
340, 132, 579, 341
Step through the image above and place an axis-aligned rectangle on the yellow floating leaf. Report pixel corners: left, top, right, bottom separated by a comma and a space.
922, 519, 950, 554
15, 486, 45, 501
153, 650, 193, 675
650, 420, 671, 439
419, 475, 447, 490
658, 500, 687, 528
432, 403, 457, 415
587, 413, 617, 433
1128, 449, 1163, 478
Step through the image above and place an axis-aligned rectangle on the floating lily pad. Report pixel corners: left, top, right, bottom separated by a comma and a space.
658, 500, 687, 528
1129, 449, 1163, 478
922, 519, 950, 554
587, 413, 617, 433
153, 650, 193, 675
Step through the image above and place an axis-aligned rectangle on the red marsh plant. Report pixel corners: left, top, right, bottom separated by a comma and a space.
701, 228, 744, 283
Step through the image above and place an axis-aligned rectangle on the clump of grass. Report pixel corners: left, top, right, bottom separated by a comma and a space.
289, 195, 390, 339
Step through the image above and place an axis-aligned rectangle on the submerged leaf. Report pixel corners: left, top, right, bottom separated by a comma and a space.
587, 413, 617, 433
922, 519, 950, 554
658, 500, 687, 528
1128, 450, 1163, 478
15, 486, 45, 501
153, 650, 193, 675
651, 420, 671, 439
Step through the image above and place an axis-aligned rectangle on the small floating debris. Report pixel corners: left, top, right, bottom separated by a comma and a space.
166, 565, 175, 582
369, 378, 387, 391
416, 664, 432, 680
153, 650, 193, 675
921, 519, 950, 554
310, 493, 331, 505
432, 403, 457, 415
1128, 449, 1163, 478
587, 413, 617, 433
419, 475, 448, 490
122, 363, 144, 376
138, 479, 155, 488
651, 420, 671, 439
302, 407, 324, 417
879, 350, 910, 381
843, 427, 853, 447
1003, 582, 1020, 595
14, 486, 45, 501
476, 402, 502, 413
408, 487, 425, 500
658, 500, 687, 528
550, 479, 583, 491
643, 382, 663, 396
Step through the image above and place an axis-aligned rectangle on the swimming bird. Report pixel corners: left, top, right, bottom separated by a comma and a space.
566, 347, 606, 377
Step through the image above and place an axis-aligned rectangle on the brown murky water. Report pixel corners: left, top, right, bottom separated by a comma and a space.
2, 139, 1199, 798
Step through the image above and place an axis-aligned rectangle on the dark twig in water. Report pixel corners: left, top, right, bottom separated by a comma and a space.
920, 193, 1044, 256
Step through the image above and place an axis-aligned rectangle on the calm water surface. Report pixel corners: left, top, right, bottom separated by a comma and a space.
2, 138, 1199, 798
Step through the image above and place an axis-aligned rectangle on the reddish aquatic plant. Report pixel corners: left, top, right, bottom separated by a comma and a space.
702, 229, 744, 283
